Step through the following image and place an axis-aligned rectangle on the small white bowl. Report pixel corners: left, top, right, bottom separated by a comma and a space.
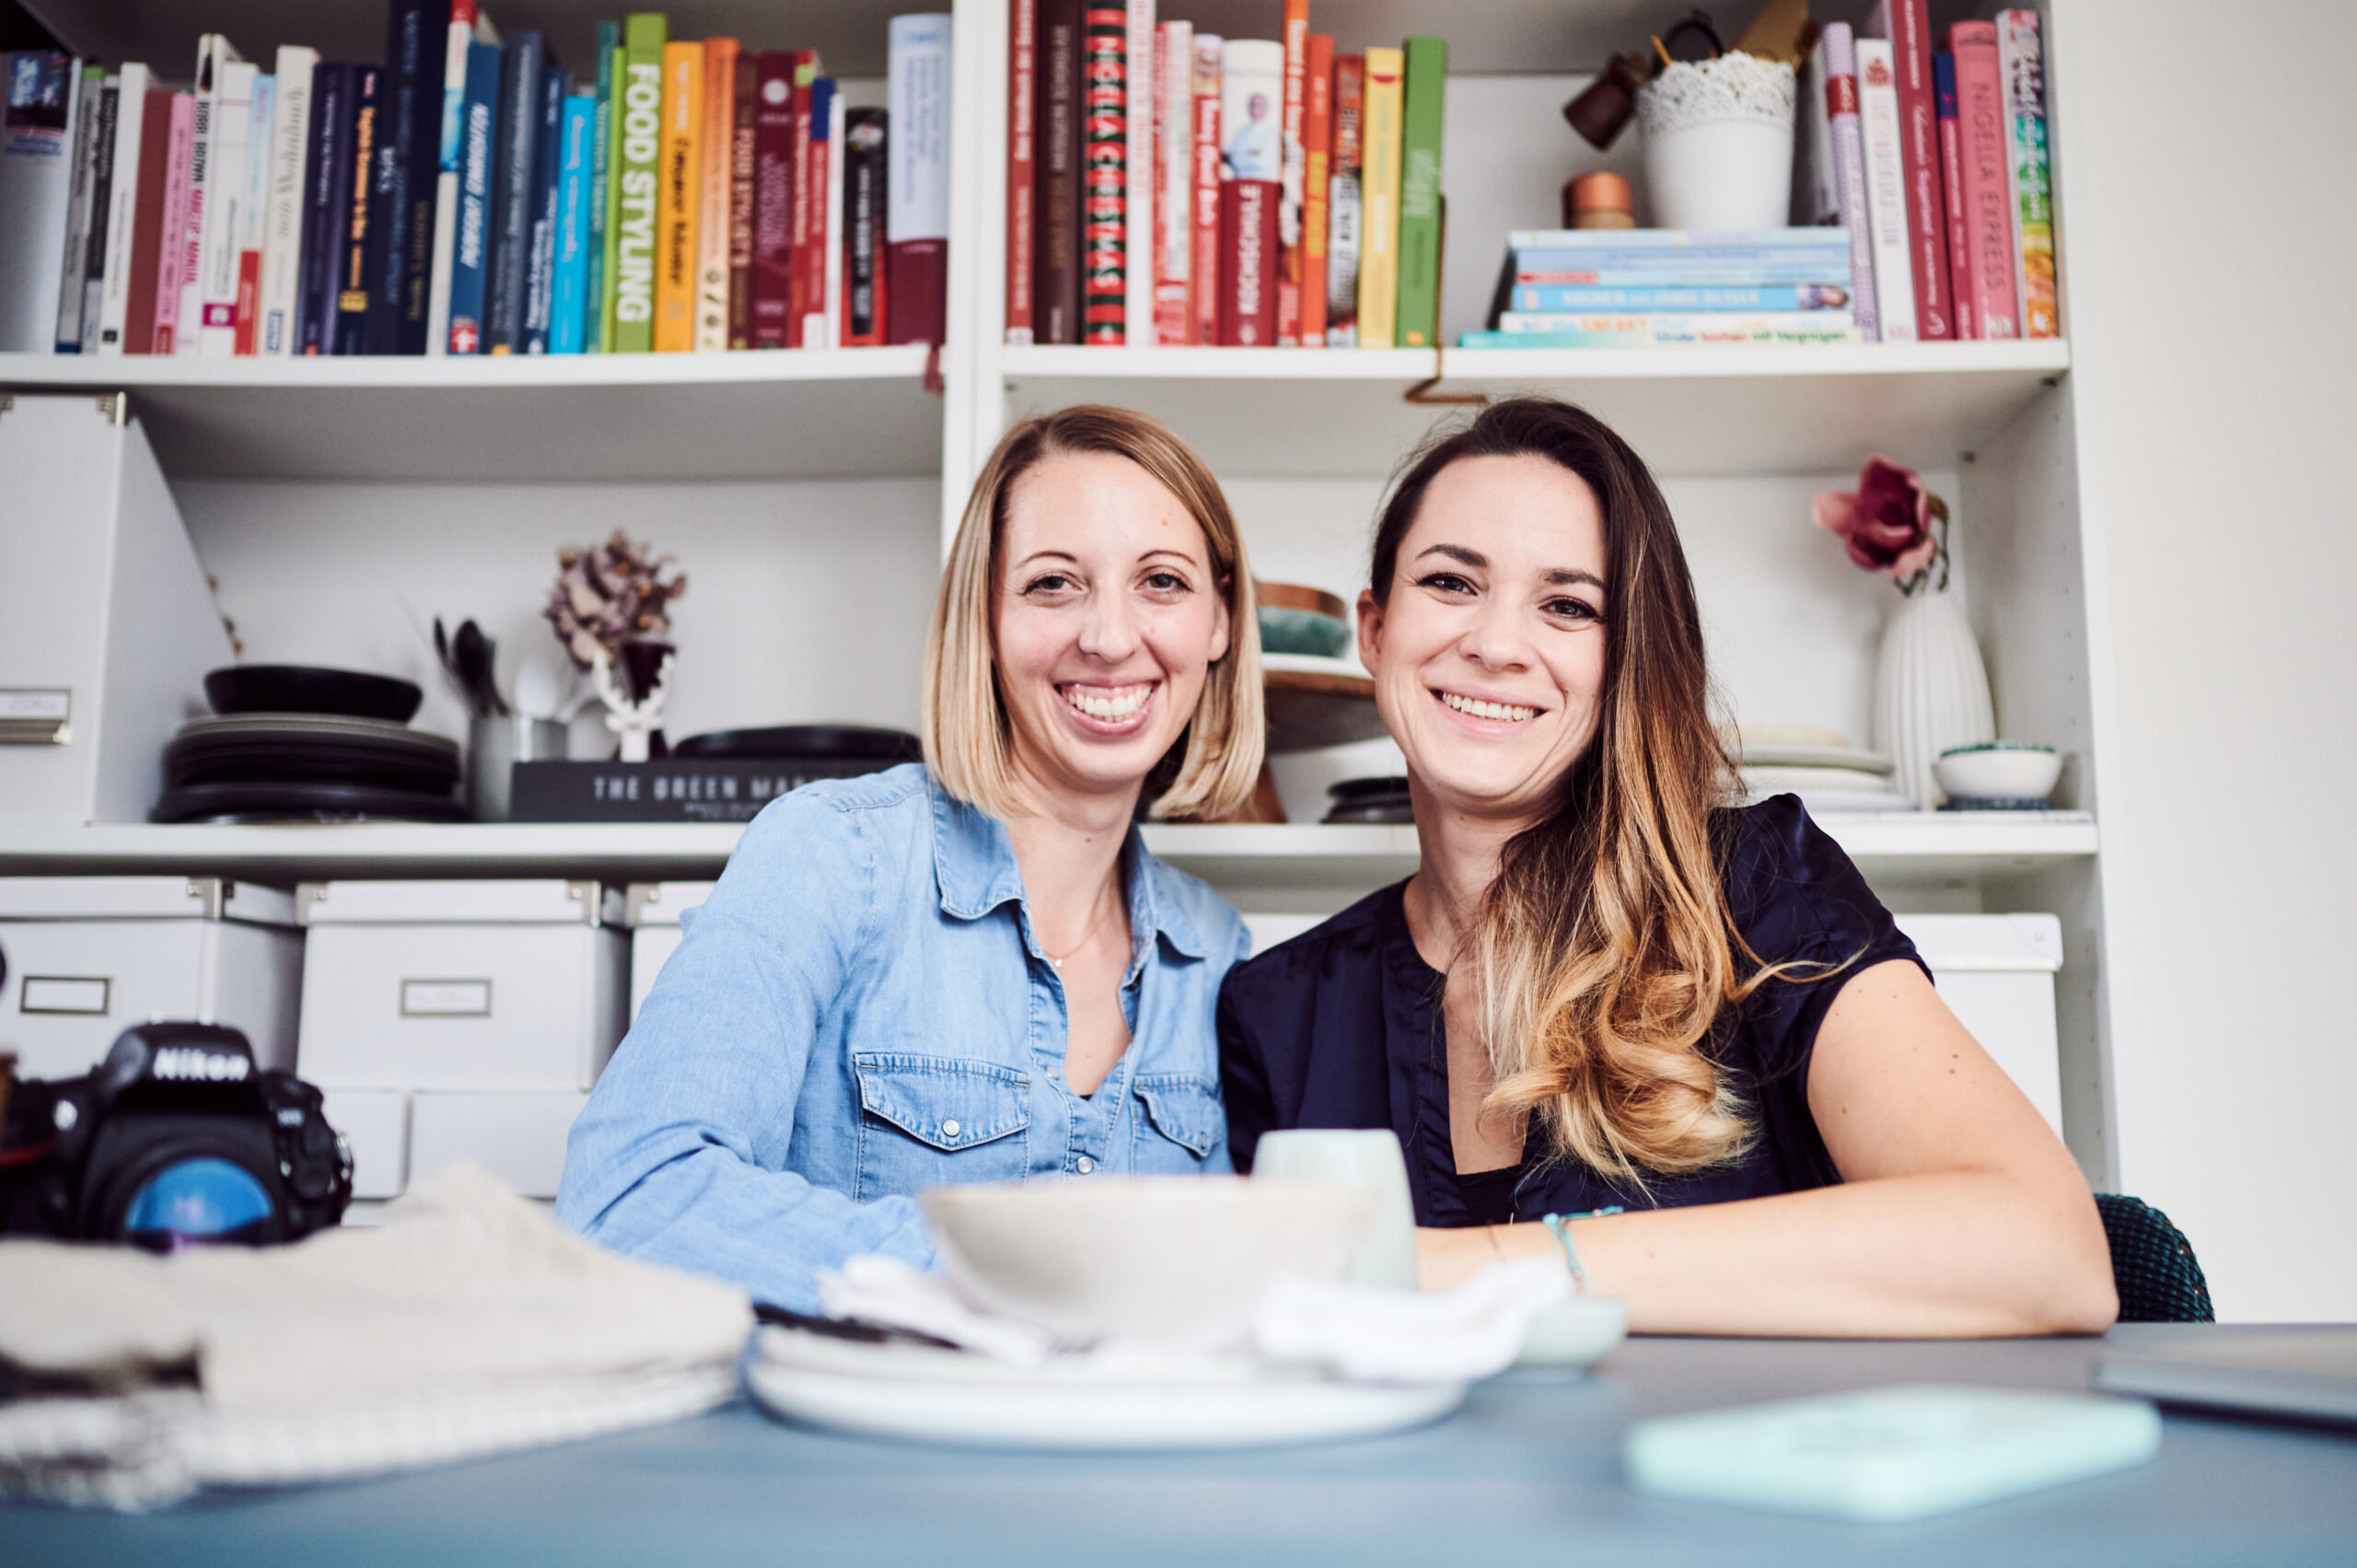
923, 1177, 1377, 1346
1934, 743, 2062, 803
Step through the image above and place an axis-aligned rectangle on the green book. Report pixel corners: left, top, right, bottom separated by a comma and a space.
588, 20, 619, 351
611, 12, 668, 354
1395, 36, 1447, 349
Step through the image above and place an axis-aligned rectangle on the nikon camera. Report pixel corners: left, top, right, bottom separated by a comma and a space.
0, 1022, 352, 1247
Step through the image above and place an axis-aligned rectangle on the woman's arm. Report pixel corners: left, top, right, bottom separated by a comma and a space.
1418, 959, 2119, 1336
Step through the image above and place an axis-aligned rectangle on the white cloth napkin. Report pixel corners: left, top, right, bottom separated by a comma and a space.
0, 1164, 752, 1511
816, 1254, 1571, 1384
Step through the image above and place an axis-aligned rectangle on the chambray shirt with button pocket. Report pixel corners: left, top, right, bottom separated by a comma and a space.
556, 762, 1249, 1312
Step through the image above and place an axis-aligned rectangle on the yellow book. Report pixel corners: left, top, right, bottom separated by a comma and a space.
655, 40, 702, 353
1357, 47, 1403, 349
696, 38, 737, 352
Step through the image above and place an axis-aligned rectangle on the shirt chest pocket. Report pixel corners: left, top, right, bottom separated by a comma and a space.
1130, 1074, 1224, 1171
853, 1052, 1032, 1201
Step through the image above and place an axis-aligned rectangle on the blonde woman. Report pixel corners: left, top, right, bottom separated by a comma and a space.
1219, 398, 2115, 1338
562, 406, 1262, 1309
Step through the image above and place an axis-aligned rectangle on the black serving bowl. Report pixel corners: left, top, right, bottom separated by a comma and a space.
204, 665, 424, 725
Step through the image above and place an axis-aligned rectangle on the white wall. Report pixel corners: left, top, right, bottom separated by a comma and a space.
2058, 0, 2357, 1319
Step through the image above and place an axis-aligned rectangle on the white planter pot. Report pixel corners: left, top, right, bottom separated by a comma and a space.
1873, 587, 1996, 807
1636, 54, 1796, 232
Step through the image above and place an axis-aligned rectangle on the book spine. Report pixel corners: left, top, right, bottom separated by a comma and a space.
1150, 19, 1191, 344
1516, 260, 1852, 285
0, 51, 74, 354
1875, 0, 1952, 337
485, 35, 540, 353
612, 16, 667, 353
727, 50, 756, 348
1394, 37, 1443, 349
447, 41, 499, 353
425, 3, 477, 355
391, 1, 444, 354
1273, 0, 1306, 343
811, 75, 839, 349
1005, 0, 1038, 343
1949, 21, 2017, 338
785, 50, 817, 347
75, 73, 119, 353
843, 107, 887, 344
259, 50, 311, 355
696, 39, 737, 352
200, 57, 258, 354
1999, 9, 2057, 339
750, 51, 794, 348
1297, 33, 1331, 348
1324, 52, 1360, 345
176, 39, 221, 355
1123, 0, 1155, 345
52, 65, 99, 352
1217, 177, 1275, 344
1187, 34, 1221, 347
886, 15, 952, 346
1819, 25, 1879, 343
1356, 46, 1401, 347
1463, 316, 1860, 349
1933, 52, 1973, 340
155, 90, 195, 354
656, 41, 702, 352
526, 62, 564, 354
296, 65, 349, 354
1036, 0, 1081, 343
1854, 40, 1916, 342
588, 26, 619, 350
1080, 6, 1127, 343
233, 70, 272, 354
358, 17, 406, 354
121, 86, 172, 354
1514, 284, 1853, 312
95, 64, 152, 354
1498, 310, 1857, 336
1504, 226, 1855, 250
1799, 41, 1838, 224
551, 93, 591, 353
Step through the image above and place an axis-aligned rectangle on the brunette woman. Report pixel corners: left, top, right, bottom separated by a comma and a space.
563, 406, 1262, 1309
1219, 398, 2114, 1337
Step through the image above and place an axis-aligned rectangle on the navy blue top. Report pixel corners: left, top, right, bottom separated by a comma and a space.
1217, 795, 1928, 1225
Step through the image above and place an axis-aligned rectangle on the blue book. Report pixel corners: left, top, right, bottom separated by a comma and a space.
484, 29, 543, 353
296, 63, 354, 354
375, 0, 444, 354
446, 40, 500, 354
1512, 284, 1854, 313
524, 61, 564, 354
550, 94, 593, 353
1505, 227, 1852, 251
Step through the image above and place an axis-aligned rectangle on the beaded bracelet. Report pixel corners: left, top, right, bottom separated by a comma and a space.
1539, 1207, 1623, 1295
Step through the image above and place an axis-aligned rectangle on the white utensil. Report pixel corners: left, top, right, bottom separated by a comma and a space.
514, 656, 566, 721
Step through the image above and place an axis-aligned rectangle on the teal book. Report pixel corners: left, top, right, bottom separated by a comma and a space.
587, 18, 617, 350
1394, 36, 1446, 348
551, 94, 592, 352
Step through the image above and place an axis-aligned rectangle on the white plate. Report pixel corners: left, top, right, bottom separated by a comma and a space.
1741, 765, 1899, 795
1736, 745, 1894, 773
1514, 1295, 1630, 1369
1746, 787, 1920, 813
745, 1328, 1468, 1450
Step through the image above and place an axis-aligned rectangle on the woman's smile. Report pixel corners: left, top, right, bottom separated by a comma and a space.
1058, 679, 1160, 733
1433, 687, 1546, 727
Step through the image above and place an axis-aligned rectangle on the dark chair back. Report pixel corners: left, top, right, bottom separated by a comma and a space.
2096, 1193, 2214, 1323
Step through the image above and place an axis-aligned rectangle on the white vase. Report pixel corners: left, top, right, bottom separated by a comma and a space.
1636, 54, 1796, 231
1874, 586, 1995, 807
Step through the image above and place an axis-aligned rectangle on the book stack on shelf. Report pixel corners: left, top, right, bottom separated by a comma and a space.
1469, 227, 1858, 349
0, 7, 951, 360
1005, 1, 1446, 350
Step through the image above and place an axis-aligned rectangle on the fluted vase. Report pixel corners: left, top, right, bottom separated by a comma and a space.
1874, 585, 1995, 807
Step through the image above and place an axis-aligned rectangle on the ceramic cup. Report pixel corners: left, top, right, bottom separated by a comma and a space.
467, 715, 566, 821
1250, 1128, 1420, 1290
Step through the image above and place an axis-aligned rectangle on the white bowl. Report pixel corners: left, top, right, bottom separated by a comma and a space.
923, 1177, 1377, 1346
1933, 744, 2062, 803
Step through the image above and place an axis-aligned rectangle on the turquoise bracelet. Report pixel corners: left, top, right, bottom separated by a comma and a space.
1540, 1207, 1623, 1295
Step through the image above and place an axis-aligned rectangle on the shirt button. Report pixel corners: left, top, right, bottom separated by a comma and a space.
1075, 1156, 1095, 1175
941, 1119, 961, 1139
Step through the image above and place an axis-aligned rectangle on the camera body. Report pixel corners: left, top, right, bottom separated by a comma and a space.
0, 1021, 351, 1247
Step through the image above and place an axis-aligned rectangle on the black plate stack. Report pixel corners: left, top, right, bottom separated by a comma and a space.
1321, 776, 1414, 825
152, 667, 463, 823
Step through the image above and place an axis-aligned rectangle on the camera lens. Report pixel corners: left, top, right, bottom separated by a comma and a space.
119, 1156, 276, 1247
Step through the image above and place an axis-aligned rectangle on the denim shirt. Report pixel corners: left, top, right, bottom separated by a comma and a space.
557, 763, 1249, 1311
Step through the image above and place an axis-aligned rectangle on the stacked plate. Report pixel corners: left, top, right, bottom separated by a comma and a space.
152, 668, 463, 823
1321, 775, 1413, 825
1734, 724, 1910, 813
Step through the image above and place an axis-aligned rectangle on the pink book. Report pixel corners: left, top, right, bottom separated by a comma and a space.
1947, 21, 2017, 339
1936, 51, 1975, 341
1867, 0, 1952, 339
1818, 25, 1878, 343
152, 92, 195, 354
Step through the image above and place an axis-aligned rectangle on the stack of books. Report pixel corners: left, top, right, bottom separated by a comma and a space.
1466, 228, 1858, 349
0, 6, 950, 359
1005, 1, 1446, 350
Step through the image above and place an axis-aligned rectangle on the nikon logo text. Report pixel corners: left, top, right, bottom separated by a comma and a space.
151, 1048, 249, 1082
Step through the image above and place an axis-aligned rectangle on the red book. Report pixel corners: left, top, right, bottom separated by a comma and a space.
1079, 6, 1125, 344
887, 238, 946, 344
729, 51, 758, 348
1218, 178, 1275, 345
786, 50, 819, 347
1936, 52, 1975, 341
1298, 34, 1332, 348
1035, 0, 1081, 343
1274, 0, 1308, 343
750, 51, 795, 348
1188, 36, 1221, 347
122, 88, 177, 355
233, 250, 261, 354
1005, 0, 1038, 343
1947, 21, 2018, 339
1871, 0, 1953, 339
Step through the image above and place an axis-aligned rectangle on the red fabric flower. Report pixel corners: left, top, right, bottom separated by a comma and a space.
1814, 456, 1938, 580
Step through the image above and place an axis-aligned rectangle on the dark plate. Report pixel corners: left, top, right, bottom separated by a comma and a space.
671, 726, 923, 762
163, 736, 461, 793
204, 665, 424, 724
151, 780, 467, 824
1327, 775, 1411, 803
1322, 801, 1416, 825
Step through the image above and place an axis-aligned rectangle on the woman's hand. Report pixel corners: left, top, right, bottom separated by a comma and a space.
1414, 1223, 1562, 1293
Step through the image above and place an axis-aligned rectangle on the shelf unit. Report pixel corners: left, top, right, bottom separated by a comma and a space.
1, 0, 2125, 1178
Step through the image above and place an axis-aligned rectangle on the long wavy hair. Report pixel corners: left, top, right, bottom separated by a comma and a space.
1372, 398, 1776, 1179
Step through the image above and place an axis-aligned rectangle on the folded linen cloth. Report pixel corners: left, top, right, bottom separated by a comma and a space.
816, 1254, 1570, 1384
0, 1163, 752, 1510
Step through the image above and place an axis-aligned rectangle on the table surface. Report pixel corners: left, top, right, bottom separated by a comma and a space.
6, 1325, 2354, 1567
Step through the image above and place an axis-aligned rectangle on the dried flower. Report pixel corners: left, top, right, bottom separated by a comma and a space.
1814, 457, 1946, 592
544, 531, 687, 669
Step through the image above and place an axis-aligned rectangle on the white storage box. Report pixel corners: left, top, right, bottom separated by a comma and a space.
1895, 913, 2066, 1135
320, 1087, 410, 1201
625, 881, 715, 1021
295, 879, 626, 1094
320, 1086, 587, 1201
0, 396, 232, 823
0, 877, 302, 1079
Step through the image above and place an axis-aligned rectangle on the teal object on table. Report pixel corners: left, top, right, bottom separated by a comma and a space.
2097, 1193, 2215, 1324
1624, 1385, 2163, 1521
1257, 605, 1353, 659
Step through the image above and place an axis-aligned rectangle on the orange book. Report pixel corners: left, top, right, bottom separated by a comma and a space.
1274, 0, 1309, 343
655, 40, 702, 353
697, 38, 737, 350
1300, 34, 1333, 347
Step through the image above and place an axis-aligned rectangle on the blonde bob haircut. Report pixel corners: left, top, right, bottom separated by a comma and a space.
923, 404, 1265, 822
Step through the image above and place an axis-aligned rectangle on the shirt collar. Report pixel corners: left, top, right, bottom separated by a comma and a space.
927, 772, 1211, 962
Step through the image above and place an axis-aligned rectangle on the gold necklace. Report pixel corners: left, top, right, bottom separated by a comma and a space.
1040, 886, 1120, 971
